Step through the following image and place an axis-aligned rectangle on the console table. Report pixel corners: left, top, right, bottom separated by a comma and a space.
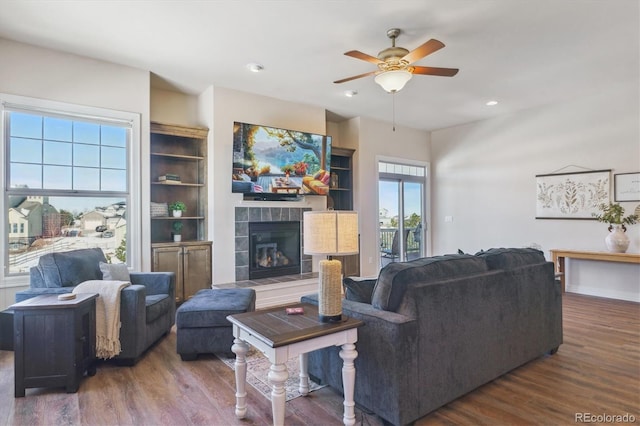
550, 249, 640, 293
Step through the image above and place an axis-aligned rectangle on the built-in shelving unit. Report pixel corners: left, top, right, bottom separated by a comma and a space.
150, 122, 212, 303
329, 147, 355, 211
329, 147, 359, 276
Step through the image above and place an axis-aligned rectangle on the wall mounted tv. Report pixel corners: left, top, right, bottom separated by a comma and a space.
232, 122, 332, 201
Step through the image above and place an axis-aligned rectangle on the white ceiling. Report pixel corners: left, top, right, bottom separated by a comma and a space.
0, 0, 637, 132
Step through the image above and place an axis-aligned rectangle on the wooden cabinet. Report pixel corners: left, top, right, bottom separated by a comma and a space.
150, 122, 212, 303
329, 147, 359, 277
12, 294, 97, 397
152, 241, 212, 303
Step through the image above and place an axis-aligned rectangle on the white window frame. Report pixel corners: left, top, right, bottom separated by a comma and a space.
0, 93, 141, 288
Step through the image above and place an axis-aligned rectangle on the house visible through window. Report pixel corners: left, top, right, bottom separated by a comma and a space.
3, 102, 133, 275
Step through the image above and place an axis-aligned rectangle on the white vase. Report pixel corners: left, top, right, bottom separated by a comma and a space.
173, 234, 182, 242
172, 210, 182, 218
605, 225, 629, 253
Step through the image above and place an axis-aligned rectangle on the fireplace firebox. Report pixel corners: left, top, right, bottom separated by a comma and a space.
248, 221, 301, 279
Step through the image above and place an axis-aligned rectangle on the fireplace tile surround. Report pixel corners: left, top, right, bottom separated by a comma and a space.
235, 207, 312, 281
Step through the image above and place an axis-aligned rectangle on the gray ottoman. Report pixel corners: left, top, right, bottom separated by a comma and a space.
176, 288, 256, 361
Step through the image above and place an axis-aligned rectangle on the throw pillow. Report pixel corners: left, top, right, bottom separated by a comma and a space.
343, 277, 377, 304
99, 262, 131, 282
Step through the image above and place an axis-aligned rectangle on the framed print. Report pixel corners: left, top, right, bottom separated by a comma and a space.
536, 169, 610, 219
614, 172, 640, 202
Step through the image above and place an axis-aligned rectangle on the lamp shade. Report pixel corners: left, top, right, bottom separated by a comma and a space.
374, 70, 412, 93
303, 211, 359, 256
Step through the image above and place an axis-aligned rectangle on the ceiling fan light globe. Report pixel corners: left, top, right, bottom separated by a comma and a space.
375, 70, 412, 93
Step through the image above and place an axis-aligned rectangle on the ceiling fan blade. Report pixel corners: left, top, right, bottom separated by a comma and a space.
402, 39, 445, 64
344, 50, 383, 64
334, 71, 378, 84
412, 66, 459, 77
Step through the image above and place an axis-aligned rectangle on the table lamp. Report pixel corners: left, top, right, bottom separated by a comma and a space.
303, 210, 359, 322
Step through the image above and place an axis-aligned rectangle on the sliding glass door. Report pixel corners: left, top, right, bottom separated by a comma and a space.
378, 161, 427, 268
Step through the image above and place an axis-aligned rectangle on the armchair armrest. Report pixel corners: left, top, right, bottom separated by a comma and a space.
130, 272, 175, 300
119, 284, 147, 359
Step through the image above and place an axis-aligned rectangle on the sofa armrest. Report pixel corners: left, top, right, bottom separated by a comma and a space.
301, 292, 419, 423
302, 292, 414, 326
130, 272, 175, 299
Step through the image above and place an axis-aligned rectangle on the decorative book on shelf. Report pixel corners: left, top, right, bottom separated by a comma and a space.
150, 202, 169, 217
158, 174, 181, 184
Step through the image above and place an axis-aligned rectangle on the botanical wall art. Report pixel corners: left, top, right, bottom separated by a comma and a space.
536, 169, 610, 219
614, 172, 640, 202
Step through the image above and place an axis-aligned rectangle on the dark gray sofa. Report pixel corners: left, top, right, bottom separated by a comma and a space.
301, 248, 563, 425
15, 248, 176, 365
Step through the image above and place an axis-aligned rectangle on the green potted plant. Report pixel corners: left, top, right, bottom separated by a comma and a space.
172, 221, 183, 242
592, 202, 639, 253
169, 201, 187, 218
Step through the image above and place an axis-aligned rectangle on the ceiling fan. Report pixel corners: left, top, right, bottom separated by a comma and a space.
334, 28, 459, 93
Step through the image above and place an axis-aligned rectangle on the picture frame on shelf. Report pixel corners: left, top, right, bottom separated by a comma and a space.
614, 172, 640, 202
535, 169, 611, 219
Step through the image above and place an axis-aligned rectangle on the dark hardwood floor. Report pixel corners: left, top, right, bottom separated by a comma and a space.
1, 293, 638, 426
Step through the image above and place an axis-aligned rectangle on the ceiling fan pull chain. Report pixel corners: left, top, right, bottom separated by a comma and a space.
392, 92, 396, 132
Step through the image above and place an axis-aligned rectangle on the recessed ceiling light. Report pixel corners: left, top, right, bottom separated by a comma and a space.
246, 63, 264, 73
485, 100, 498, 106
344, 90, 358, 97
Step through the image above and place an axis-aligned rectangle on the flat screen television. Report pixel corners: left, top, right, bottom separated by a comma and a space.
232, 122, 332, 200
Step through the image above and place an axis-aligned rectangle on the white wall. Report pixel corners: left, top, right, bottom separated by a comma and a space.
431, 84, 640, 301
151, 88, 200, 128
338, 117, 431, 277
0, 38, 150, 308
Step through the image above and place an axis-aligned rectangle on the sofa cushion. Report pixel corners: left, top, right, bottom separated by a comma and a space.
343, 277, 377, 304
146, 294, 172, 323
475, 247, 546, 270
371, 254, 489, 312
100, 262, 131, 282
38, 248, 106, 288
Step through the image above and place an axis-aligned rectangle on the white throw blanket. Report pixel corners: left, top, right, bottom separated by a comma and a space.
73, 280, 130, 359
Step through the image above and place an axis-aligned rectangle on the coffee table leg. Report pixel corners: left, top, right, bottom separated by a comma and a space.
340, 343, 358, 426
268, 363, 288, 426
232, 338, 249, 419
299, 353, 309, 395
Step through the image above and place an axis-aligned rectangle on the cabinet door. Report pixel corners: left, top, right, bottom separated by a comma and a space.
152, 246, 184, 303
183, 244, 212, 301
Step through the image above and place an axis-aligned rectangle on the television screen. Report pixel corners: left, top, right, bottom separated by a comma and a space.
232, 122, 332, 198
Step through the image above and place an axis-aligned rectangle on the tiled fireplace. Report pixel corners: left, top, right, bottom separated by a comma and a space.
234, 207, 312, 281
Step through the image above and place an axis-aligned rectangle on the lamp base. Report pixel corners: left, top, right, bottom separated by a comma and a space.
319, 313, 342, 323
318, 259, 342, 323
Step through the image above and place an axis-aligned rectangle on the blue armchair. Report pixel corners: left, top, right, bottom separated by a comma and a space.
15, 248, 175, 365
